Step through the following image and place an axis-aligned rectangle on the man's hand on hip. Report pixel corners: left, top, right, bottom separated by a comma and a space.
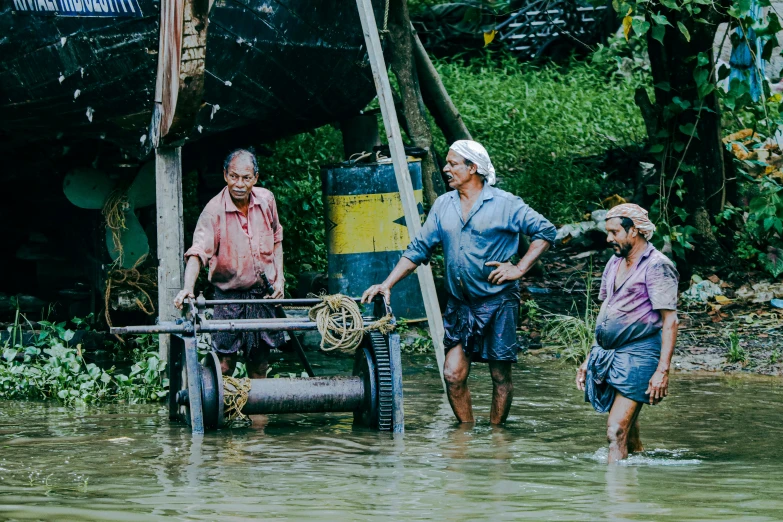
485, 261, 524, 284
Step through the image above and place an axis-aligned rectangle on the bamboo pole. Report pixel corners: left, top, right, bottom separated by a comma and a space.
356, 0, 446, 391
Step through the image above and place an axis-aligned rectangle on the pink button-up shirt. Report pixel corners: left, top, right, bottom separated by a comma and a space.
185, 187, 283, 291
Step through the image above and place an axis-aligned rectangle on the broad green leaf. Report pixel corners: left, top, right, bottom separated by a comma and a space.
698, 82, 715, 99
754, 13, 783, 37
660, 0, 681, 10
651, 25, 666, 45
761, 248, 783, 277
750, 196, 769, 214
649, 144, 665, 153
632, 18, 651, 36
677, 21, 691, 41
693, 67, 709, 87
672, 96, 691, 110
696, 52, 709, 67
651, 13, 672, 26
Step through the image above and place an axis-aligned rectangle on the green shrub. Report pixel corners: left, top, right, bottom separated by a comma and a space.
260, 127, 344, 289
1, 317, 167, 405
260, 53, 648, 285
430, 53, 648, 223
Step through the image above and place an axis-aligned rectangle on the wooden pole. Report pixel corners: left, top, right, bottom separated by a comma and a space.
155, 146, 185, 362
411, 30, 472, 144
356, 0, 446, 390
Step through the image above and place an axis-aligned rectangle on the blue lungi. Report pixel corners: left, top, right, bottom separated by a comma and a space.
585, 332, 662, 413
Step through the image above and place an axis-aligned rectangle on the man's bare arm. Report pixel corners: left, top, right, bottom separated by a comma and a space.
487, 239, 551, 284
361, 257, 418, 304
174, 256, 202, 309
271, 241, 284, 299
646, 309, 679, 404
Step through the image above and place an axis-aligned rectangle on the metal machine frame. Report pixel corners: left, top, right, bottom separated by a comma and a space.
110, 296, 404, 434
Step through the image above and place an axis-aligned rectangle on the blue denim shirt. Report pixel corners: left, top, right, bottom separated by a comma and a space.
402, 184, 556, 301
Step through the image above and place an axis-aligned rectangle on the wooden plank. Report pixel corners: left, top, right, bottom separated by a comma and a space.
356, 0, 446, 390
153, 0, 209, 145
154, 0, 184, 142
155, 146, 185, 363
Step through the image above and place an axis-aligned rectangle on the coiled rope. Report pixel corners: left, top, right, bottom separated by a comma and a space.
223, 375, 252, 428
308, 294, 394, 353
219, 294, 395, 428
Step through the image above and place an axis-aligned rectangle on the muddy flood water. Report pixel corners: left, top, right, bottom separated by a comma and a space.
1, 353, 782, 521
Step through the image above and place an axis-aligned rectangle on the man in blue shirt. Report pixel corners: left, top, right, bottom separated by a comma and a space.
362, 140, 556, 425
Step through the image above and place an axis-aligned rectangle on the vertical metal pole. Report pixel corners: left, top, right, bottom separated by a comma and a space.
155, 146, 184, 363
183, 336, 204, 434
388, 333, 405, 433
356, 0, 447, 391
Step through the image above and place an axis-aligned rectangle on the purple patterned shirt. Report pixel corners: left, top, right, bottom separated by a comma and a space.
595, 242, 679, 350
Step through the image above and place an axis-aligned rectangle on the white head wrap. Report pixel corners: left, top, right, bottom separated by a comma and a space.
449, 140, 496, 185
605, 203, 656, 240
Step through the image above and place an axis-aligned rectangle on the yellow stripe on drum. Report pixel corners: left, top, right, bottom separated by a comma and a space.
326, 190, 424, 255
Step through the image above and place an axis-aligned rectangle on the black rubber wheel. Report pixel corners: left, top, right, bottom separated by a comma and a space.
201, 351, 225, 430
352, 345, 378, 428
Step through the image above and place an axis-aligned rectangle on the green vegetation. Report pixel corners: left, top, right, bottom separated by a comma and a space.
259, 127, 344, 289
725, 331, 748, 365
1, 315, 167, 405
431, 53, 648, 222
542, 261, 599, 365
263, 54, 647, 287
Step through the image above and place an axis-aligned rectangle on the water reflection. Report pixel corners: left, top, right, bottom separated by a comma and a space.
0, 358, 782, 520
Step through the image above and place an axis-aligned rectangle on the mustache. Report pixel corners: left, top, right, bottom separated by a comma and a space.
608, 242, 621, 249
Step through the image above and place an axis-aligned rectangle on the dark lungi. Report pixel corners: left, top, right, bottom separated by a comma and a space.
443, 289, 521, 363
585, 332, 662, 413
211, 287, 285, 362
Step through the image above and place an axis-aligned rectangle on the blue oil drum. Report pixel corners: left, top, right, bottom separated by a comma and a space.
321, 160, 426, 319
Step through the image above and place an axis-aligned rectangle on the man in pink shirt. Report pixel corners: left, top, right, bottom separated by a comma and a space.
174, 148, 285, 378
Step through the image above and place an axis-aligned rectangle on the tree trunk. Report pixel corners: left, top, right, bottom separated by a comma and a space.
643, 9, 730, 263
411, 30, 472, 144
387, 0, 444, 205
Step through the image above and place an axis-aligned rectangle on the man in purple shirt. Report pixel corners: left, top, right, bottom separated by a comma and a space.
576, 204, 679, 463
